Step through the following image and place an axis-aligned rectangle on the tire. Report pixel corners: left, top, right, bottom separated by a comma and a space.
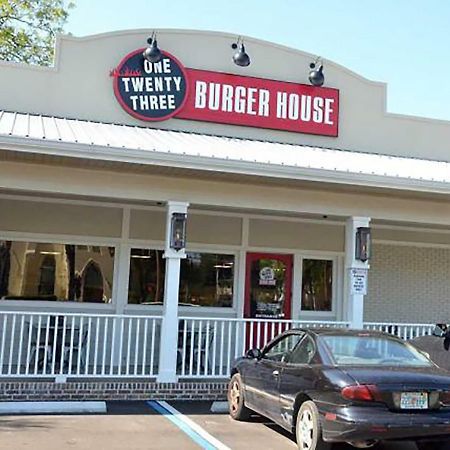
296, 401, 331, 450
416, 440, 450, 450
227, 373, 251, 421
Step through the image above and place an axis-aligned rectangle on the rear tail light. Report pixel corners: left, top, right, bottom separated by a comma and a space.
341, 385, 381, 402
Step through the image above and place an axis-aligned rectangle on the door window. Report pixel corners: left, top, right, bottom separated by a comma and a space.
263, 333, 304, 362
288, 336, 316, 364
245, 253, 292, 320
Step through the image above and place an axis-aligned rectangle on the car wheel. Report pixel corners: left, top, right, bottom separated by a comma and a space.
296, 401, 331, 450
416, 440, 450, 450
228, 373, 251, 421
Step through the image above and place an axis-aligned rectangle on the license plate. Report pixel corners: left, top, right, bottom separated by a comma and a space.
400, 392, 428, 409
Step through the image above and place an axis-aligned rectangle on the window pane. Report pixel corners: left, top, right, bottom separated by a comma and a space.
180, 253, 234, 307
301, 259, 333, 311
128, 249, 165, 305
0, 241, 115, 303
264, 334, 303, 362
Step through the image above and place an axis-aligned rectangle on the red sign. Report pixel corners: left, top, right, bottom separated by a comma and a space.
178, 69, 339, 137
112, 50, 339, 137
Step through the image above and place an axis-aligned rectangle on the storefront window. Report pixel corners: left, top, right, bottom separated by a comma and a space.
301, 259, 333, 312
128, 249, 165, 305
180, 253, 234, 307
128, 249, 234, 307
0, 240, 115, 303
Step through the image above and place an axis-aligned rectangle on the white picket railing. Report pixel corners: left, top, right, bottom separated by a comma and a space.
363, 322, 435, 340
176, 317, 351, 379
0, 311, 162, 378
1, 311, 438, 381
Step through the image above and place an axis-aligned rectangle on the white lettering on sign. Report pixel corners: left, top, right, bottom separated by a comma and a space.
351, 268, 368, 295
194, 82, 271, 117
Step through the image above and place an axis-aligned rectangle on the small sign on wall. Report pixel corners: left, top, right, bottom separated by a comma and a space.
351, 268, 368, 295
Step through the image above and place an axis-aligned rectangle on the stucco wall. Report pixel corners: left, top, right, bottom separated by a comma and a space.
1, 30, 450, 161
365, 244, 450, 323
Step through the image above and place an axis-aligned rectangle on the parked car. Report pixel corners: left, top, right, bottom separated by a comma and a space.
228, 328, 450, 450
411, 324, 450, 370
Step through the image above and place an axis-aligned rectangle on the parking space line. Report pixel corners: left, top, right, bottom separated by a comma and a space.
147, 401, 231, 450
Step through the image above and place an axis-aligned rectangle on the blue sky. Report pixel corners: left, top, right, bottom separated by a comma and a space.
66, 0, 450, 121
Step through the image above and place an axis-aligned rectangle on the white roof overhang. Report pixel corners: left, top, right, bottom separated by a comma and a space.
0, 110, 449, 195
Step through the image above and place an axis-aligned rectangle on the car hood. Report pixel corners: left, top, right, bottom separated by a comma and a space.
341, 365, 450, 389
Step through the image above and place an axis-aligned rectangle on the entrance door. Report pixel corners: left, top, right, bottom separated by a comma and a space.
244, 253, 293, 349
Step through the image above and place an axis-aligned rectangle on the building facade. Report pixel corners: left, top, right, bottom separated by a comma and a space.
0, 30, 450, 390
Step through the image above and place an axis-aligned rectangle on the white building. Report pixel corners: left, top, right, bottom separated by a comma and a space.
0, 30, 449, 394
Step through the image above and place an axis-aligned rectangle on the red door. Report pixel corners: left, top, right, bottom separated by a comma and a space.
244, 252, 293, 350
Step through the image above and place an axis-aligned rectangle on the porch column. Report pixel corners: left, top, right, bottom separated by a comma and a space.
157, 201, 189, 383
345, 216, 371, 329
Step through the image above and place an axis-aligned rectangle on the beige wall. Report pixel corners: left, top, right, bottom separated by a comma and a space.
373, 228, 450, 246
129, 209, 165, 241
188, 214, 242, 246
0, 198, 123, 237
365, 243, 450, 323
249, 219, 344, 251
0, 30, 450, 162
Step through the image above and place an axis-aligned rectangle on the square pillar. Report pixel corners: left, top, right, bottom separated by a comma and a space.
345, 216, 371, 329
157, 201, 189, 383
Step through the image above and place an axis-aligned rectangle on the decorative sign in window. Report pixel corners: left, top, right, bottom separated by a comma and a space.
111, 50, 339, 137
259, 266, 276, 286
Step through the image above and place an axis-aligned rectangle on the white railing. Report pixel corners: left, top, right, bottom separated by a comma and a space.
363, 322, 435, 340
176, 317, 350, 379
0, 311, 162, 378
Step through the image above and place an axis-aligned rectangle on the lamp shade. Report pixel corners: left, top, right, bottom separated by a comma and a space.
233, 43, 250, 67
308, 64, 325, 87
143, 39, 163, 63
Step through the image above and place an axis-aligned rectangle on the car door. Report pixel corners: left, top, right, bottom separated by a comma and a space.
278, 334, 320, 429
247, 332, 304, 422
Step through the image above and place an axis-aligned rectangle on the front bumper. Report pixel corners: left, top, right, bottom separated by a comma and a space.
320, 404, 450, 443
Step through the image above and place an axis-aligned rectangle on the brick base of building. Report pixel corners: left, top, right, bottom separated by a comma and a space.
0, 381, 229, 402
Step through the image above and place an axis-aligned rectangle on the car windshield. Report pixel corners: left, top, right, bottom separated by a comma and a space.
322, 335, 433, 367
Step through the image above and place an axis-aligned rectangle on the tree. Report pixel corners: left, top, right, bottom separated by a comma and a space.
0, 0, 74, 66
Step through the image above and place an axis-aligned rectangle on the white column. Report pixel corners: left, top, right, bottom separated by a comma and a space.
157, 201, 189, 383
345, 216, 370, 329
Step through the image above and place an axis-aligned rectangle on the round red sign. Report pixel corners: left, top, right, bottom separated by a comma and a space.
112, 49, 189, 122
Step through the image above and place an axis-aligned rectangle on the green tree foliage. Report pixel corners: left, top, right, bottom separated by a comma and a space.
0, 0, 74, 66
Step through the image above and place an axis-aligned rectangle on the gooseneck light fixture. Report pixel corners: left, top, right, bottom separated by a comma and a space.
143, 32, 163, 63
308, 57, 325, 87
231, 37, 250, 67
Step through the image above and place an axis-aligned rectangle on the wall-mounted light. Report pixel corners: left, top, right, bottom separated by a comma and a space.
143, 32, 163, 63
355, 227, 371, 262
231, 37, 250, 67
308, 57, 325, 87
170, 212, 187, 251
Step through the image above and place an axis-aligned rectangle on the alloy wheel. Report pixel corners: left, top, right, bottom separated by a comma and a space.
298, 408, 314, 449
229, 380, 240, 413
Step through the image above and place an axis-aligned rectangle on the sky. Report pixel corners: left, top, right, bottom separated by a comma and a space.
66, 0, 450, 121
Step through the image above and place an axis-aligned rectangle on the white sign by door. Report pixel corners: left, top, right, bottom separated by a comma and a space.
351, 268, 368, 295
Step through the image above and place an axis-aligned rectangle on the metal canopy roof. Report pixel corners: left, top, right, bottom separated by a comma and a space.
0, 110, 449, 192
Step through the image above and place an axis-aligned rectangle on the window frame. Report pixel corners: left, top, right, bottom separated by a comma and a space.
0, 233, 119, 311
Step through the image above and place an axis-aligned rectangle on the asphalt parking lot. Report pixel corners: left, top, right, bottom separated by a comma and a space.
0, 401, 418, 450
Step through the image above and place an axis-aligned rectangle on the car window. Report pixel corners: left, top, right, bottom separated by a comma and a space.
263, 333, 304, 362
322, 335, 433, 367
288, 336, 315, 364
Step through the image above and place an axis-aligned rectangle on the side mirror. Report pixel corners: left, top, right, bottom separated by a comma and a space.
246, 348, 262, 360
